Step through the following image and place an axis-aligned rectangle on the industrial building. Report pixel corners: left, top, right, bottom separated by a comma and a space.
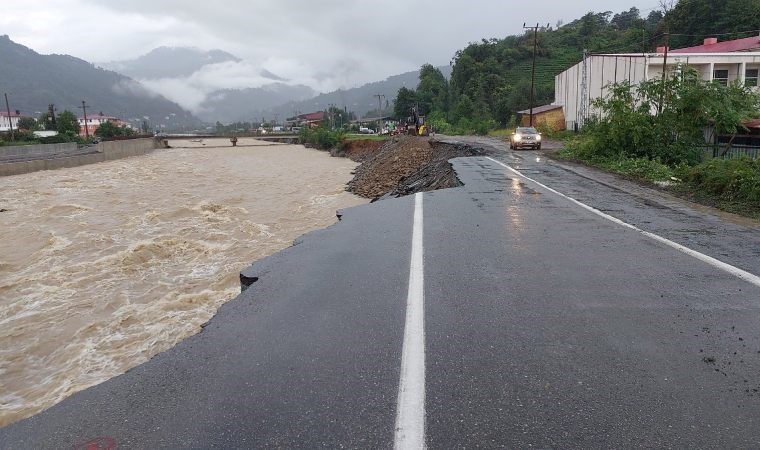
553, 35, 760, 130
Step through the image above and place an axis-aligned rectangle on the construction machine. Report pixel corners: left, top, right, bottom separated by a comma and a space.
406, 106, 430, 136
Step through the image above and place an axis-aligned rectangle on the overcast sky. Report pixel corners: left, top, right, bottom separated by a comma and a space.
3, 0, 659, 111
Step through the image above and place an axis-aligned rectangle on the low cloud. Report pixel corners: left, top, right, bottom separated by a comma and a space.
131, 55, 373, 113
111, 79, 159, 99
4, 0, 657, 113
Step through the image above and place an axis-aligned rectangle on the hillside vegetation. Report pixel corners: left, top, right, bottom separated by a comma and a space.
0, 36, 198, 129
394, 1, 760, 133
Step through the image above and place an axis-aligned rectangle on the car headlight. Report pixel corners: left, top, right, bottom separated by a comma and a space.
514, 134, 522, 141
536, 135, 541, 141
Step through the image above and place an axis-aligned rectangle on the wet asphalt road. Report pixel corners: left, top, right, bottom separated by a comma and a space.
2, 138, 760, 448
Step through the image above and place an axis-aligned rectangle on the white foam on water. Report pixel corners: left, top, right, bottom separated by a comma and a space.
0, 143, 367, 426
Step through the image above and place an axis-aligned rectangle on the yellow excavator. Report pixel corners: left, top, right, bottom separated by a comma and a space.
406, 106, 430, 136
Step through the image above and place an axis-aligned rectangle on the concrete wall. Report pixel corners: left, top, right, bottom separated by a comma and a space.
0, 138, 159, 177
554, 55, 648, 131
0, 142, 78, 158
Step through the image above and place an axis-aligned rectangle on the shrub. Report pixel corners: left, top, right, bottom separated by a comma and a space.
299, 125, 344, 150
583, 67, 759, 166
684, 157, 760, 203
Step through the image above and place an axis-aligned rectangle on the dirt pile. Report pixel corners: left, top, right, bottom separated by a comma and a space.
339, 139, 386, 162
346, 136, 482, 199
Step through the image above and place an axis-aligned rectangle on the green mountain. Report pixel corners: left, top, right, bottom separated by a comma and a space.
406, 0, 760, 128
0, 35, 199, 128
200, 84, 316, 123
246, 66, 452, 124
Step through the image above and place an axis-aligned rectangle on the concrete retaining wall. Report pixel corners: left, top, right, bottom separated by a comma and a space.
0, 142, 78, 158
0, 138, 159, 177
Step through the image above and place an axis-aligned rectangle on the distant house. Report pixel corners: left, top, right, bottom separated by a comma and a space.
517, 104, 565, 131
0, 111, 21, 132
77, 112, 131, 136
285, 111, 325, 128
553, 36, 760, 130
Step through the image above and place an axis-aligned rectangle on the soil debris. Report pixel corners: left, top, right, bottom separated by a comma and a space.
346, 136, 483, 199
335, 139, 386, 162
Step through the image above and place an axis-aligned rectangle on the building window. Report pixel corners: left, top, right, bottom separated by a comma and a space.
746, 68, 759, 87
713, 69, 729, 85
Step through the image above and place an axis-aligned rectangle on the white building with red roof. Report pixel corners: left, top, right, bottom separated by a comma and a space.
78, 112, 131, 136
0, 111, 21, 132
553, 36, 760, 130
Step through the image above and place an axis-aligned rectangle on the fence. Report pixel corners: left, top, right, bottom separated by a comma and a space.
706, 134, 760, 160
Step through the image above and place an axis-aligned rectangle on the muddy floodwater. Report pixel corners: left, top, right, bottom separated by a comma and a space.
0, 138, 367, 426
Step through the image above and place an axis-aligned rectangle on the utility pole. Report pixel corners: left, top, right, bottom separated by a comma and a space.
4, 93, 14, 142
523, 23, 549, 127
658, 32, 669, 114
373, 94, 385, 115
328, 103, 336, 129
78, 100, 90, 138
579, 49, 588, 129
48, 104, 57, 128
658, 0, 674, 114
373, 94, 385, 132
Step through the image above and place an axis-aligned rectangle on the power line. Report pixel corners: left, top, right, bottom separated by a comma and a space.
523, 22, 549, 127
77, 100, 91, 139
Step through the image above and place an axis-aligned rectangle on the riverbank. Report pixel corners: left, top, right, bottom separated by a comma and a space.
0, 139, 366, 426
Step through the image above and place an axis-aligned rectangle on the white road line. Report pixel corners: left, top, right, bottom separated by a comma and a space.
394, 192, 426, 450
485, 156, 760, 289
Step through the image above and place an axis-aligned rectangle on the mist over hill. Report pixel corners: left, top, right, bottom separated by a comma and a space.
239, 65, 453, 124
0, 35, 198, 129
102, 47, 241, 79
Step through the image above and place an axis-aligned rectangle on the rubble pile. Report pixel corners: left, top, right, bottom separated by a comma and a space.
347, 136, 482, 199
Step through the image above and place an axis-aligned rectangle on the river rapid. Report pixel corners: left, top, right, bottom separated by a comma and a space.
0, 138, 367, 426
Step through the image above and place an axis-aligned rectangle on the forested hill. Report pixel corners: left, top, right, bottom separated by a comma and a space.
0, 36, 199, 128
398, 0, 760, 132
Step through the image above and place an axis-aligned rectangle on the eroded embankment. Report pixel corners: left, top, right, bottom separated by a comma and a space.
346, 136, 483, 199
0, 142, 366, 427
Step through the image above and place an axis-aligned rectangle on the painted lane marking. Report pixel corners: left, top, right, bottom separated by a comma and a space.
394, 192, 426, 449
485, 156, 760, 289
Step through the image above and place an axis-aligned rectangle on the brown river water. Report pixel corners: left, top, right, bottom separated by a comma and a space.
0, 138, 367, 426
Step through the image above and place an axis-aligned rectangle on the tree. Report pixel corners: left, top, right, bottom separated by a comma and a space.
393, 87, 419, 120
666, 0, 760, 49
39, 111, 56, 131
16, 116, 37, 131
416, 64, 449, 115
326, 105, 350, 129
611, 7, 644, 30
95, 121, 115, 138
56, 110, 80, 137
452, 94, 474, 124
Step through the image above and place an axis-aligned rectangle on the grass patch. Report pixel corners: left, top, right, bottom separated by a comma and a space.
487, 129, 512, 138
343, 134, 390, 142
556, 135, 760, 219
557, 137, 676, 182
678, 157, 760, 218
